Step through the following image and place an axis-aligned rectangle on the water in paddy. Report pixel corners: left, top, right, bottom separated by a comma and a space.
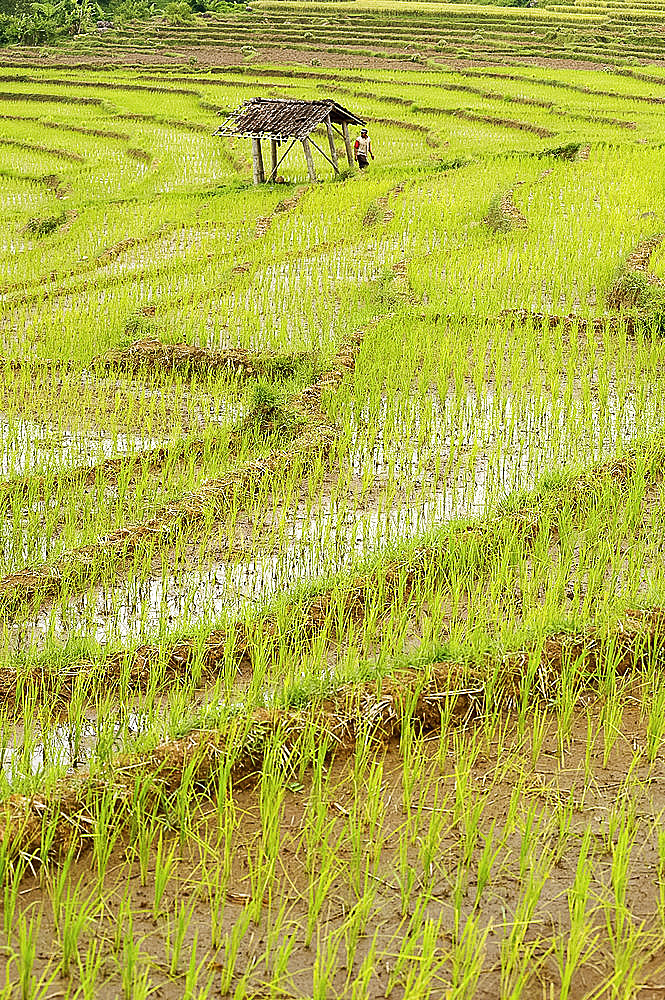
0, 415, 165, 477
0, 387, 239, 480
1, 711, 148, 782
0, 417, 167, 569
12, 377, 665, 649
0, 404, 239, 567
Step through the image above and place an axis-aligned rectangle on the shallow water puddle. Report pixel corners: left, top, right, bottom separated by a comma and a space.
348, 381, 663, 509
1, 710, 148, 782
0, 395, 241, 479
15, 556, 306, 646
0, 401, 242, 570
0, 419, 170, 572
0, 418, 171, 569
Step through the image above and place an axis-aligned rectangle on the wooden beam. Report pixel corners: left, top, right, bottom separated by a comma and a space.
341, 121, 354, 168
257, 138, 265, 183
251, 137, 265, 184
308, 137, 337, 170
269, 139, 279, 181
302, 136, 317, 182
266, 138, 296, 183
325, 116, 339, 173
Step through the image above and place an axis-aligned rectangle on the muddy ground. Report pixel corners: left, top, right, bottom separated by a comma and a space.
6, 696, 665, 999
0, 43, 646, 75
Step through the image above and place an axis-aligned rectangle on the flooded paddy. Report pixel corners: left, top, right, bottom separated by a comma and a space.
4, 59, 665, 1000
9, 377, 665, 652
0, 710, 148, 783
0, 413, 166, 477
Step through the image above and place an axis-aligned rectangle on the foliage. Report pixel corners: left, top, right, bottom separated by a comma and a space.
242, 380, 302, 437
538, 142, 584, 161
609, 269, 665, 333
164, 0, 193, 23
109, 0, 153, 21
0, 0, 99, 42
21, 212, 67, 237
432, 156, 473, 172
610, 268, 655, 309
123, 313, 155, 338
483, 192, 514, 233
187, 0, 246, 8
0, 0, 242, 38
332, 165, 354, 181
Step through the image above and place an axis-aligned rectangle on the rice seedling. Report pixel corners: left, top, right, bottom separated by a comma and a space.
152, 831, 178, 919
218, 904, 253, 994
75, 939, 104, 1000
166, 897, 196, 977
1, 37, 665, 998
54, 876, 96, 978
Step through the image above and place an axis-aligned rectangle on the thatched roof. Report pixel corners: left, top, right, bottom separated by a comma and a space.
214, 98, 365, 141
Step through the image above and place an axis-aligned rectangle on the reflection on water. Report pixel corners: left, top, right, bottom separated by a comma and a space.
1, 711, 147, 781
13, 379, 665, 649
0, 416, 165, 477
0, 418, 171, 574
0, 404, 241, 569
0, 395, 240, 479
349, 381, 659, 514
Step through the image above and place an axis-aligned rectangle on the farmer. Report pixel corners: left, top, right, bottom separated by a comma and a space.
354, 128, 374, 169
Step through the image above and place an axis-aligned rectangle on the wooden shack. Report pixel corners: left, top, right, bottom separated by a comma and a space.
214, 97, 366, 184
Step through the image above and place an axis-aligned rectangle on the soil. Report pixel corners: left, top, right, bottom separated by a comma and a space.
6, 696, 665, 999
2, 34, 665, 1000
0, 45, 421, 71
0, 43, 651, 74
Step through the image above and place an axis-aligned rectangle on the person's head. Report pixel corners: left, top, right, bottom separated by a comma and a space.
360, 129, 368, 137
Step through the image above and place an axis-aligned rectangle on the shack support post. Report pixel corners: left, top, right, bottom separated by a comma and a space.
341, 121, 354, 167
302, 136, 317, 182
325, 117, 339, 173
269, 139, 279, 181
251, 137, 265, 184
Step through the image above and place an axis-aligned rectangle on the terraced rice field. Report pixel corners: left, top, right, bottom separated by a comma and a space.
4, 26, 665, 998
7, 0, 665, 70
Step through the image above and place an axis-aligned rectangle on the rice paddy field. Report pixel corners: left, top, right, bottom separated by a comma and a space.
4, 9, 665, 996
7, 0, 665, 69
